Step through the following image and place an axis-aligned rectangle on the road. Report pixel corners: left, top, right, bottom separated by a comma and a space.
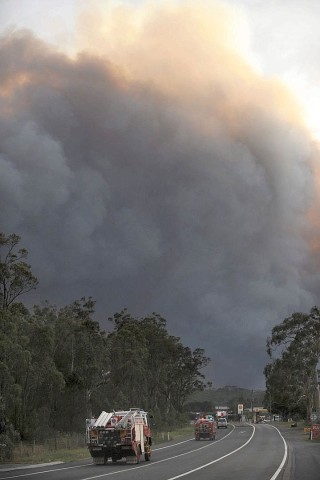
0, 423, 319, 480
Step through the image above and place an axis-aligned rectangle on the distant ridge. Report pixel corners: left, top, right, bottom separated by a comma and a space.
186, 385, 265, 412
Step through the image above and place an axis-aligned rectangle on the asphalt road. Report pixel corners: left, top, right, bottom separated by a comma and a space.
0, 423, 319, 480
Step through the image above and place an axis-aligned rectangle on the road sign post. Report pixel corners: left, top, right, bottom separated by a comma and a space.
311, 424, 320, 440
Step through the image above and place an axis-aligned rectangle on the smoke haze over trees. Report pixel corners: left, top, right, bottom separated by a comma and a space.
0, 1, 320, 389
0, 232, 210, 459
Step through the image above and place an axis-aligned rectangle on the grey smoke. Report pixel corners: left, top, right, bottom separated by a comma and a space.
0, 27, 317, 389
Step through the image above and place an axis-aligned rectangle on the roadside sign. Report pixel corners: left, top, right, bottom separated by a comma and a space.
238, 404, 244, 414
311, 424, 320, 440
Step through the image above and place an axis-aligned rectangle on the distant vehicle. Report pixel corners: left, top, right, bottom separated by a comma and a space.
217, 417, 228, 429
194, 415, 216, 440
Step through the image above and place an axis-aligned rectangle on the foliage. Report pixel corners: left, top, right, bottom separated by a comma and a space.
265, 307, 320, 422
0, 233, 38, 310
186, 386, 265, 414
107, 309, 210, 426
0, 232, 210, 459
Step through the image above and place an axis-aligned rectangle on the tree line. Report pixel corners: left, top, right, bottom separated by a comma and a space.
264, 307, 320, 422
0, 233, 209, 458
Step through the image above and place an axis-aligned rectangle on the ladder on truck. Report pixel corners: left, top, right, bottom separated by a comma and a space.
115, 409, 146, 454
115, 408, 144, 429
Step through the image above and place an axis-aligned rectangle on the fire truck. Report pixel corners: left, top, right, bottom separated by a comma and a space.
194, 414, 216, 441
86, 408, 152, 464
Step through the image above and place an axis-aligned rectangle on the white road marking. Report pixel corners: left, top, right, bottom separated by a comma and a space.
268, 425, 288, 480
1, 424, 244, 480
164, 425, 256, 479
153, 438, 193, 450
0, 463, 93, 479
75, 425, 239, 480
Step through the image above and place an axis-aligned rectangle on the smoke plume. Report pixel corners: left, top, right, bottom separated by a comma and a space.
0, 0, 318, 388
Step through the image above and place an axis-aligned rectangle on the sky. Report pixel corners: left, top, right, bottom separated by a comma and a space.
1, 0, 320, 390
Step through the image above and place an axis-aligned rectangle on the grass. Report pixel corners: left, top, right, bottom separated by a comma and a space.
267, 421, 320, 443
12, 448, 91, 464
153, 425, 194, 443
12, 422, 319, 464
9, 425, 195, 465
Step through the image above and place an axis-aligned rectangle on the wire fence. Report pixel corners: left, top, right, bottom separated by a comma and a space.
5, 426, 192, 462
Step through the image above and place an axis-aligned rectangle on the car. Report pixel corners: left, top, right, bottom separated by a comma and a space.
217, 417, 228, 429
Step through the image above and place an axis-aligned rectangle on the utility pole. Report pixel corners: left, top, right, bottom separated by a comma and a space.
251, 390, 254, 422
269, 393, 272, 418
317, 368, 320, 412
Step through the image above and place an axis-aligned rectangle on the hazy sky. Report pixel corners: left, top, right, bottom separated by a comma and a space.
1, 0, 320, 389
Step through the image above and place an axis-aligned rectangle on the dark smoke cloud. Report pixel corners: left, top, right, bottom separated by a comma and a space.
0, 4, 317, 389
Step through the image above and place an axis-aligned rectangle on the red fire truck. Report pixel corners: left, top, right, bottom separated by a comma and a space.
194, 415, 216, 441
86, 408, 152, 464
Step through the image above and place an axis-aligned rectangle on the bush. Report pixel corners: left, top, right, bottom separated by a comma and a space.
0, 433, 14, 461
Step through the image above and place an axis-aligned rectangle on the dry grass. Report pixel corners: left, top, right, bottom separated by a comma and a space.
10, 426, 194, 464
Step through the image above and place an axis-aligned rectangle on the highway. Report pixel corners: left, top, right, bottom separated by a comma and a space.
0, 423, 319, 480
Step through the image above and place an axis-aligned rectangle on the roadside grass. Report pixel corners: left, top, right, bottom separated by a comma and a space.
10, 425, 195, 465
12, 447, 92, 464
153, 425, 194, 444
11, 423, 319, 464
272, 421, 320, 443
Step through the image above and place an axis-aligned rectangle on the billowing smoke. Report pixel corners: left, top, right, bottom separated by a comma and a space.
0, 1, 318, 388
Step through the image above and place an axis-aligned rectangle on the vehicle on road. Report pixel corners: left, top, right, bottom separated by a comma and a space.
194, 415, 216, 440
86, 408, 152, 464
217, 417, 228, 429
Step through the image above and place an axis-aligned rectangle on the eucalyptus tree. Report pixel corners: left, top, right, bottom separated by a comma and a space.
53, 297, 110, 431
108, 309, 210, 424
19, 310, 65, 439
0, 233, 38, 310
0, 302, 63, 440
266, 306, 320, 422
169, 346, 209, 413
264, 355, 308, 420
107, 309, 149, 408
0, 306, 27, 434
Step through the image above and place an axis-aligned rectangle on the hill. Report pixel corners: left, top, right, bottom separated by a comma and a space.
186, 385, 266, 413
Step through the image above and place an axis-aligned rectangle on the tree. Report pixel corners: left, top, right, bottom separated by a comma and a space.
265, 307, 320, 422
169, 346, 209, 413
139, 313, 176, 413
107, 309, 149, 408
53, 297, 110, 431
0, 303, 67, 440
0, 233, 38, 310
107, 309, 210, 424
0, 305, 31, 439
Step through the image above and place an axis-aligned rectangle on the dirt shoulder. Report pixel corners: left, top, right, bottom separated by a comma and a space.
276, 423, 320, 480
